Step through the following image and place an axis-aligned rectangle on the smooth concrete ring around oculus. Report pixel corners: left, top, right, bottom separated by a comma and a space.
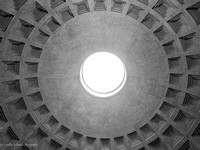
38, 12, 169, 137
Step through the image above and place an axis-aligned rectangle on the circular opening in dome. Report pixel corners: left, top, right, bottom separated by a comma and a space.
80, 52, 126, 98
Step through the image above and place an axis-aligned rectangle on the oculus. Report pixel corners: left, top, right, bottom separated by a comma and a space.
80, 52, 126, 97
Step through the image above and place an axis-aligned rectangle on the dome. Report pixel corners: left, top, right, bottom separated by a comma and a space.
0, 0, 200, 149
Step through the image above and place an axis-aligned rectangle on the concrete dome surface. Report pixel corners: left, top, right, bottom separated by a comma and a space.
0, 0, 200, 150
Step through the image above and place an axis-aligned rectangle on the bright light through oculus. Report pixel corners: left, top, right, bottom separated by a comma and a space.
80, 52, 126, 97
